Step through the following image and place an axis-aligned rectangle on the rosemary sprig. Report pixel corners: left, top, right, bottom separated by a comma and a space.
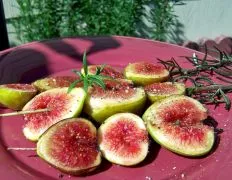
67, 51, 109, 93
158, 46, 232, 110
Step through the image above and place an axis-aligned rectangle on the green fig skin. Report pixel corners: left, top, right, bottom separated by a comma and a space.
143, 95, 215, 157
37, 118, 101, 176
84, 87, 147, 123
0, 84, 37, 110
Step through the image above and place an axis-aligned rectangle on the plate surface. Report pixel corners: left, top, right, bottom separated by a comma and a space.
0, 36, 231, 180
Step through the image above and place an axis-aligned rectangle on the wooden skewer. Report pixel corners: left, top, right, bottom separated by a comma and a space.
0, 108, 50, 117
7, 147, 36, 151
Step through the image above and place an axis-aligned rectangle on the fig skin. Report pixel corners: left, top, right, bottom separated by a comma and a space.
37, 118, 101, 176
23, 87, 86, 141
98, 113, 149, 166
124, 62, 169, 86
143, 95, 215, 157
144, 82, 185, 103
0, 84, 37, 110
83, 82, 146, 123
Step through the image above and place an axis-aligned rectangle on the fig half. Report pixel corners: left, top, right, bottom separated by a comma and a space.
23, 87, 86, 141
144, 82, 185, 103
37, 118, 101, 175
84, 79, 146, 123
0, 84, 37, 110
82, 65, 124, 79
33, 76, 82, 92
124, 62, 169, 86
98, 113, 149, 166
143, 95, 215, 156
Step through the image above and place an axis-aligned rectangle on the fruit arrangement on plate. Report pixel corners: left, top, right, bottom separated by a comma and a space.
0, 53, 217, 176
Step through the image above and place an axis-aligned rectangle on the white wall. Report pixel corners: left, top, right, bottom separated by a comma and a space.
174, 0, 232, 42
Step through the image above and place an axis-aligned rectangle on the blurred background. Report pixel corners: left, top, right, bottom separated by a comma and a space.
1, 0, 232, 50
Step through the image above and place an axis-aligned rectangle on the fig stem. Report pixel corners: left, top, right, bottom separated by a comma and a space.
0, 108, 50, 117
7, 147, 36, 151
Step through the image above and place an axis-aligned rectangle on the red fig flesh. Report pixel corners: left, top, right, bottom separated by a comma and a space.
37, 118, 101, 175
98, 113, 149, 166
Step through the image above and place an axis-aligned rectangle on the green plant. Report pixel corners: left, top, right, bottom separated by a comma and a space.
10, 0, 185, 43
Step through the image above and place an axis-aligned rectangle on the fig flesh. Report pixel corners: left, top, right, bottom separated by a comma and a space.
0, 84, 37, 110
83, 79, 146, 123
124, 62, 169, 86
98, 113, 149, 166
23, 87, 86, 141
143, 95, 215, 156
82, 65, 124, 79
33, 76, 82, 92
144, 82, 185, 103
37, 118, 101, 175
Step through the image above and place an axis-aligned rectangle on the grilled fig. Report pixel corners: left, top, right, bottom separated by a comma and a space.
23, 87, 86, 141
0, 84, 37, 110
143, 95, 215, 156
83, 79, 146, 123
83, 65, 124, 79
33, 76, 82, 92
98, 113, 149, 166
37, 118, 101, 175
124, 62, 169, 86
144, 82, 185, 103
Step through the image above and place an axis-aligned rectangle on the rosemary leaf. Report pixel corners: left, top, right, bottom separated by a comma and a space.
88, 76, 106, 90
83, 77, 89, 92
96, 64, 106, 75
67, 79, 82, 93
83, 51, 88, 76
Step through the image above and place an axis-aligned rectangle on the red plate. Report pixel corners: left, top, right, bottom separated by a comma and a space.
0, 36, 231, 180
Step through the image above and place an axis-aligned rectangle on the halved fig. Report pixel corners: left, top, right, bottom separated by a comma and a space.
0, 84, 37, 110
82, 65, 124, 79
124, 62, 169, 86
83, 79, 146, 123
37, 118, 101, 175
144, 82, 185, 103
33, 76, 82, 92
98, 113, 149, 166
143, 95, 215, 156
23, 87, 86, 141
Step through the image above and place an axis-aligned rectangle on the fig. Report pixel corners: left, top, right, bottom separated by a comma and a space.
0, 84, 37, 110
144, 82, 185, 103
82, 65, 124, 79
83, 79, 146, 123
124, 62, 169, 86
98, 113, 149, 166
23, 87, 86, 141
37, 118, 101, 175
143, 95, 215, 156
33, 76, 82, 92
